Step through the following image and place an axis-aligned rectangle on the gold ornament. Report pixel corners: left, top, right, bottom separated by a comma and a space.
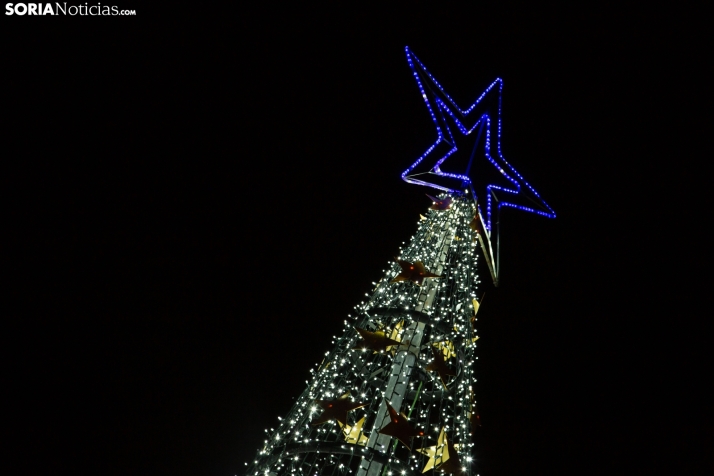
353, 327, 402, 353
385, 320, 408, 354
472, 298, 481, 318
337, 416, 368, 445
434, 340, 456, 360
417, 427, 462, 474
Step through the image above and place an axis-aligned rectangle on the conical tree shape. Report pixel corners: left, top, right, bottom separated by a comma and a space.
247, 195, 481, 476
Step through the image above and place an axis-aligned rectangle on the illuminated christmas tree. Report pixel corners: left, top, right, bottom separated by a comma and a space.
245, 47, 554, 476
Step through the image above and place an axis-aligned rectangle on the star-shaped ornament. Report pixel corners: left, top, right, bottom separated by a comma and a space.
401, 47, 555, 222
387, 320, 404, 341
426, 194, 452, 211
353, 327, 402, 353
471, 298, 481, 320
312, 393, 367, 426
337, 416, 369, 446
385, 320, 410, 355
417, 427, 463, 474
377, 400, 424, 450
401, 47, 555, 287
434, 340, 456, 360
390, 259, 441, 286
426, 346, 456, 389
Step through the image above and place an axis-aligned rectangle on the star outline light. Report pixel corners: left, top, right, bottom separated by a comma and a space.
402, 46, 556, 230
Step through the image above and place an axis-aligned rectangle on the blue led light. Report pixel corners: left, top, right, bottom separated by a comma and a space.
402, 46, 556, 229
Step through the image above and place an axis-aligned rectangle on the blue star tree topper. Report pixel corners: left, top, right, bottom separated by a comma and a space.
402, 46, 555, 285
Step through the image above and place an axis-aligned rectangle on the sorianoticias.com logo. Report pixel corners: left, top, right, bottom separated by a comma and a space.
5, 3, 136, 15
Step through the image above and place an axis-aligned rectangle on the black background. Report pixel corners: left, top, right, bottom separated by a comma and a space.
5, 3, 712, 476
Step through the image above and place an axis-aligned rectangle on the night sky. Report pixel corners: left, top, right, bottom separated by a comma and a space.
5, 4, 711, 476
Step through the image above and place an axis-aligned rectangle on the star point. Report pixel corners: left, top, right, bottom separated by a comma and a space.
312, 392, 367, 426
377, 400, 424, 450
391, 259, 441, 286
425, 346, 456, 389
337, 415, 369, 446
417, 427, 463, 474
353, 327, 402, 353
